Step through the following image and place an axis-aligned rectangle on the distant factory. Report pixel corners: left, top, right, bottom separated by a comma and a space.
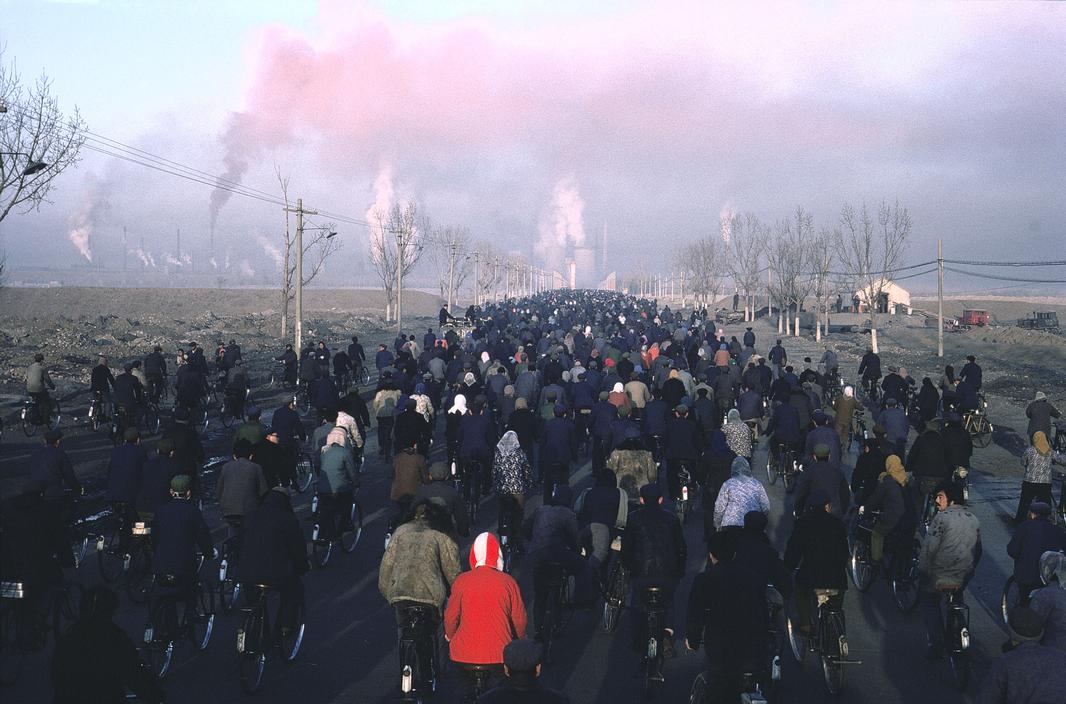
544, 222, 608, 289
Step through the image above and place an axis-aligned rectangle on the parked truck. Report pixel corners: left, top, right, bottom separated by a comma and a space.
1017, 311, 1060, 333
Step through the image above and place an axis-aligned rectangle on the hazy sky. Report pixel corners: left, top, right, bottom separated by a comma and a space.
2, 0, 1064, 293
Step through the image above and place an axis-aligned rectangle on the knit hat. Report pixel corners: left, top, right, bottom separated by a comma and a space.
1006, 606, 1045, 643
515, 398, 528, 410
469, 532, 504, 571
813, 443, 830, 459
1034, 391, 1046, 401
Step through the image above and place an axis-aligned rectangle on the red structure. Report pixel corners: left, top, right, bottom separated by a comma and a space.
961, 309, 989, 326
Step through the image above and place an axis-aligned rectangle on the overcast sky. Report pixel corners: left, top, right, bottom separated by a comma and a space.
1, 0, 1064, 293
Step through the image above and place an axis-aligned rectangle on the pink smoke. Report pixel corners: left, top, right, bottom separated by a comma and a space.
67, 173, 109, 262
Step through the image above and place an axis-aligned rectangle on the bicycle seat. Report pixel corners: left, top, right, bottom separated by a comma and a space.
936, 584, 962, 593
458, 663, 497, 672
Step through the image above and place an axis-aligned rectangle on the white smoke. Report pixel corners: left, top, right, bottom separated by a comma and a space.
163, 253, 192, 268
720, 202, 736, 243
209, 257, 218, 270
67, 174, 110, 262
238, 259, 255, 278
535, 176, 586, 261
131, 248, 156, 268
256, 236, 284, 270
365, 160, 394, 251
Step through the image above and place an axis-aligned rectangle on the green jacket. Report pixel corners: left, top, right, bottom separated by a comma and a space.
378, 519, 460, 610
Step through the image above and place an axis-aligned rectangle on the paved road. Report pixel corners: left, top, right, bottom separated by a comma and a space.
1, 323, 1029, 704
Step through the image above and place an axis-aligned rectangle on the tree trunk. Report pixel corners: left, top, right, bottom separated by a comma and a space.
794, 314, 801, 338
777, 311, 784, 334
869, 309, 879, 353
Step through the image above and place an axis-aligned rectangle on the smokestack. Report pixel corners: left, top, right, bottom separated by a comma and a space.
176, 228, 182, 259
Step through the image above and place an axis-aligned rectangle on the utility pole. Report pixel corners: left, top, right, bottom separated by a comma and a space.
283, 198, 320, 352
473, 251, 480, 307
937, 239, 944, 358
447, 242, 457, 314
767, 266, 773, 317
122, 226, 128, 272
493, 257, 499, 302
395, 227, 405, 334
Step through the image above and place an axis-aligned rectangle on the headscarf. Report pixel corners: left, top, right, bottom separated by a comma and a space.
612, 382, 624, 394
1039, 550, 1066, 588
323, 427, 348, 450
463, 372, 476, 385
448, 393, 468, 415
469, 532, 504, 571
899, 367, 909, 380
726, 408, 741, 424
497, 430, 521, 454
843, 385, 854, 398
881, 454, 908, 486
481, 351, 490, 363
503, 384, 515, 397
1033, 431, 1051, 455
731, 456, 752, 478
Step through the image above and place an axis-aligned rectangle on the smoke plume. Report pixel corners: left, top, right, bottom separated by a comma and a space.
256, 235, 284, 271
535, 176, 585, 262
67, 173, 109, 262
131, 248, 156, 268
720, 203, 736, 243
365, 161, 395, 250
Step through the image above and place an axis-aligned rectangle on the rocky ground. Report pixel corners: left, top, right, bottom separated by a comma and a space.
0, 286, 442, 421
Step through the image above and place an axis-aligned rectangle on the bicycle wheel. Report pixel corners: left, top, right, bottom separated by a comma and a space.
280, 602, 305, 662
688, 672, 708, 704
88, 403, 101, 431
221, 400, 235, 428
237, 609, 267, 693
602, 564, 626, 634
70, 533, 90, 570
341, 501, 363, 553
972, 416, 992, 448
783, 467, 797, 495
891, 543, 920, 613
849, 540, 875, 592
145, 403, 161, 435
219, 577, 241, 614
21, 406, 36, 436
125, 544, 153, 604
295, 454, 314, 493
311, 535, 333, 568
96, 530, 125, 584
1001, 576, 1020, 626
189, 583, 215, 651
786, 611, 807, 664
49, 402, 62, 429
147, 638, 175, 679
766, 452, 779, 485
821, 611, 847, 695
677, 497, 688, 525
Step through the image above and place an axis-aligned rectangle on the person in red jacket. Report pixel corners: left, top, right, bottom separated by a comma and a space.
445, 531, 528, 700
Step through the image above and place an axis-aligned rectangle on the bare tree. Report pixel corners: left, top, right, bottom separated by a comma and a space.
680, 236, 725, 308
272, 164, 341, 338
809, 227, 836, 341
723, 213, 766, 322
428, 225, 472, 312
0, 48, 86, 223
766, 216, 804, 335
835, 200, 912, 353
368, 202, 428, 320
789, 206, 818, 338
471, 241, 499, 305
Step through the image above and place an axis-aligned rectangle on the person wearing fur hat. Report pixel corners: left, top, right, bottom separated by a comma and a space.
444, 531, 527, 697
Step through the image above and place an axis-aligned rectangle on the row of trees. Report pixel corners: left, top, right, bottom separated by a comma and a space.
667, 201, 911, 352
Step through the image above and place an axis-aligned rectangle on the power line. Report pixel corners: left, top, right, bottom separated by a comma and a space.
943, 259, 1066, 267
943, 266, 1066, 284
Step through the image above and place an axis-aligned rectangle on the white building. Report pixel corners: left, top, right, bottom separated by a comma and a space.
853, 278, 912, 315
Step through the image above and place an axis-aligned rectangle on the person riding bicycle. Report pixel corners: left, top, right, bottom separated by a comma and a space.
622, 483, 687, 658
444, 531, 528, 699
664, 404, 704, 505
861, 454, 917, 564
332, 347, 352, 386
820, 346, 838, 378
224, 358, 249, 417
734, 510, 792, 630
1007, 502, 1065, 607
373, 375, 401, 460
237, 487, 308, 638
858, 347, 881, 397
941, 410, 973, 479
2, 482, 65, 648
29, 428, 83, 566
160, 406, 205, 479
310, 372, 340, 420
881, 367, 912, 410
804, 411, 841, 468
91, 355, 116, 406
26, 352, 56, 423
174, 356, 205, 413
528, 485, 591, 639
390, 438, 429, 521
459, 398, 497, 492
877, 397, 909, 458
766, 398, 802, 469
540, 404, 577, 502
348, 335, 366, 375
976, 605, 1066, 704
144, 345, 168, 396
274, 344, 298, 387
1029, 551, 1066, 651
713, 457, 770, 532
794, 444, 850, 519
918, 481, 981, 660
908, 419, 953, 521
686, 530, 770, 704
476, 637, 569, 704
107, 428, 147, 549
784, 489, 849, 638
416, 461, 470, 539
606, 426, 658, 503
959, 355, 982, 393
492, 431, 534, 551
575, 470, 630, 576
216, 440, 268, 529
768, 340, 787, 380
51, 585, 165, 704
112, 363, 145, 426
317, 427, 360, 542
1016, 431, 1064, 524
150, 474, 216, 629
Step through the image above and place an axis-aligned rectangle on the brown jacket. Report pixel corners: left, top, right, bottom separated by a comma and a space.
390, 449, 429, 501
833, 395, 859, 429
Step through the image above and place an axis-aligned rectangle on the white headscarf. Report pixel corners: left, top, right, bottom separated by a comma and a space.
612, 382, 624, 394
843, 385, 854, 398
449, 393, 468, 415
496, 430, 521, 454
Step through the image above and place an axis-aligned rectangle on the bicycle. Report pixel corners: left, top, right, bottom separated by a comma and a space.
21, 396, 61, 436
0, 578, 83, 686
938, 586, 971, 690
862, 376, 880, 406
963, 398, 993, 449
786, 588, 849, 695
146, 375, 169, 404
294, 452, 314, 494
218, 524, 242, 614
335, 370, 351, 395
536, 561, 575, 663
143, 398, 161, 435
497, 494, 522, 573
142, 561, 214, 678
269, 362, 296, 390
457, 663, 497, 704
96, 503, 134, 584
638, 586, 669, 699
688, 670, 770, 704
397, 603, 439, 702
236, 584, 306, 693
848, 412, 868, 453
1054, 419, 1066, 453
309, 488, 364, 568
601, 532, 628, 634
175, 396, 209, 433
675, 459, 698, 524
219, 389, 247, 429
767, 443, 798, 494
87, 392, 112, 432
460, 458, 485, 524
849, 512, 920, 611
123, 520, 156, 605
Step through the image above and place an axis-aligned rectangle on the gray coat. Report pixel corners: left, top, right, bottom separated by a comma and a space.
1029, 584, 1066, 651
317, 445, 358, 494
25, 362, 54, 393
919, 504, 981, 589
216, 458, 268, 518
1026, 399, 1061, 442
878, 407, 909, 444
974, 641, 1066, 704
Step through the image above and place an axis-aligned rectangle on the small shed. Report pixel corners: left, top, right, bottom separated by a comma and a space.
853, 279, 912, 315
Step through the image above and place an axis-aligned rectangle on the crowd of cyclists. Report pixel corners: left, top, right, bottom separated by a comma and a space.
3, 289, 1066, 703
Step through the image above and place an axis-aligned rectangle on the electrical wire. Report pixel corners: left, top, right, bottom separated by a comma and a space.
943, 259, 1066, 267
943, 266, 1066, 284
